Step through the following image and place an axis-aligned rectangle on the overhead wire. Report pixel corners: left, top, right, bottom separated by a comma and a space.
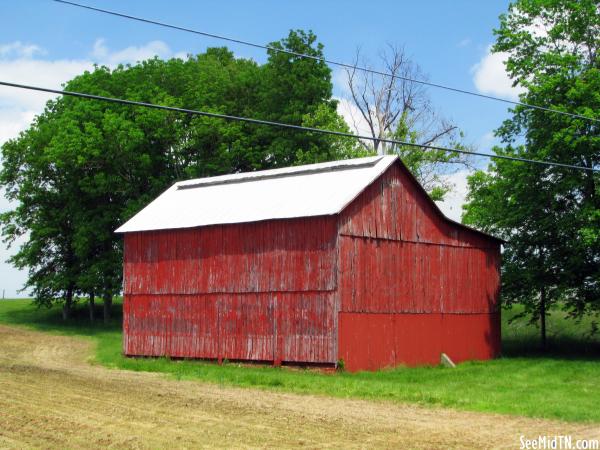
52, 0, 600, 124
0, 80, 597, 172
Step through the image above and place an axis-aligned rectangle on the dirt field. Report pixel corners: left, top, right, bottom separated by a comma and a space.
0, 325, 598, 449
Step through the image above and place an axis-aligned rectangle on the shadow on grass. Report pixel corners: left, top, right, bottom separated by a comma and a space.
502, 337, 600, 361
0, 299, 122, 337
502, 305, 600, 361
501, 305, 600, 361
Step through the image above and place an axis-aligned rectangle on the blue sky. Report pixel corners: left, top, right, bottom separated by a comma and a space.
0, 0, 517, 297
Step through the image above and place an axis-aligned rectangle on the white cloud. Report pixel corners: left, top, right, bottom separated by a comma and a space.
0, 109, 36, 145
0, 189, 29, 298
0, 57, 93, 147
0, 237, 29, 298
91, 38, 173, 66
435, 169, 471, 222
0, 41, 45, 59
457, 38, 471, 48
173, 51, 189, 60
0, 59, 93, 112
336, 96, 374, 137
471, 45, 526, 101
91, 39, 109, 60
0, 38, 187, 145
0, 38, 188, 296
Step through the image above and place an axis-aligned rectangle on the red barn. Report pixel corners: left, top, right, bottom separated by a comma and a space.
116, 155, 502, 371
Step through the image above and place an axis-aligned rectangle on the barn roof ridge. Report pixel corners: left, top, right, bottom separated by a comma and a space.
115, 155, 501, 243
177, 156, 385, 190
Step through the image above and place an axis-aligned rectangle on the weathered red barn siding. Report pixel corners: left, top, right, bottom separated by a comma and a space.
337, 164, 501, 371
123, 217, 338, 364
121, 158, 501, 371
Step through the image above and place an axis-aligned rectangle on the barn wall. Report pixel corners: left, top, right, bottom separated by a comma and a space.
124, 217, 337, 294
123, 217, 338, 364
337, 164, 501, 371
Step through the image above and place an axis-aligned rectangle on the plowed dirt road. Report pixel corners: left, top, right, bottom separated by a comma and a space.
0, 325, 598, 449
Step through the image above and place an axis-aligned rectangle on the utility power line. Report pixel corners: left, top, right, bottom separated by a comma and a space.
53, 0, 600, 124
1, 80, 597, 172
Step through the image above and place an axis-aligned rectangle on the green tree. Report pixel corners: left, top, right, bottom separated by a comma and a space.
0, 111, 81, 319
463, 0, 600, 347
253, 30, 361, 168
296, 103, 368, 164
1, 31, 361, 320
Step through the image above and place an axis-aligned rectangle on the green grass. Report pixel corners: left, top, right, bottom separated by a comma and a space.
1, 298, 599, 423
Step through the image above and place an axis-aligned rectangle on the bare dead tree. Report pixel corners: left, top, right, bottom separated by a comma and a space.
344, 45, 473, 198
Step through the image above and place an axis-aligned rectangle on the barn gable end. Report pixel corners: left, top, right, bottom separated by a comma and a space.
336, 161, 501, 371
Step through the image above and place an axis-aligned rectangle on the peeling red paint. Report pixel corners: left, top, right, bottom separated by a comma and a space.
123, 217, 339, 364
124, 292, 337, 363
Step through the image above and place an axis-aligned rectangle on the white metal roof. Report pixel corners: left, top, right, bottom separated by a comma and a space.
115, 155, 398, 233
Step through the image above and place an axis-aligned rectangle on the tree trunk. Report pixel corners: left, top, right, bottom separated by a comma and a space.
540, 287, 547, 351
88, 292, 95, 323
62, 287, 73, 321
103, 292, 112, 324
